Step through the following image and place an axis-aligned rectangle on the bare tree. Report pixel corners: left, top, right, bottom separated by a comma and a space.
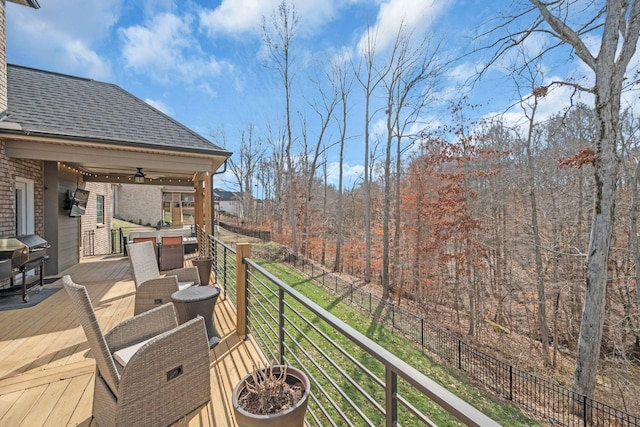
354, 25, 391, 283
485, 0, 640, 401
299, 69, 339, 258
331, 59, 354, 272
226, 124, 263, 219
264, 123, 287, 235
514, 63, 552, 367
262, 0, 300, 255
380, 23, 442, 299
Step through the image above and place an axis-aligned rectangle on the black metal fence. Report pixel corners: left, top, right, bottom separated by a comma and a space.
110, 228, 125, 254
241, 254, 502, 426
217, 221, 271, 241
286, 255, 640, 427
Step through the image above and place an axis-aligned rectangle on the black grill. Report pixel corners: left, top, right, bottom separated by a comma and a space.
0, 234, 50, 302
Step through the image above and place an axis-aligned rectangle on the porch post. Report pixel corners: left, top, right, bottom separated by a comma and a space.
236, 243, 250, 338
203, 172, 212, 256
194, 177, 204, 254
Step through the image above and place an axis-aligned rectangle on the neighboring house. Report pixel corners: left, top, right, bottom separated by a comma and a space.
214, 188, 244, 218
0, 0, 231, 281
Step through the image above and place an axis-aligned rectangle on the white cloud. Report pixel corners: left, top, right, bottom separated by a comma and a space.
120, 12, 230, 85
325, 161, 365, 188
356, 0, 450, 55
6, 0, 121, 79
199, 0, 281, 36
485, 77, 594, 133
145, 98, 174, 116
199, 0, 354, 38
448, 61, 483, 85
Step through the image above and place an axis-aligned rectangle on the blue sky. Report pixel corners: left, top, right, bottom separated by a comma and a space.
6, 0, 634, 191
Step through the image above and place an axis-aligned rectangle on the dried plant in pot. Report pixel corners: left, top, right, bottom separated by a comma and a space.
232, 364, 310, 427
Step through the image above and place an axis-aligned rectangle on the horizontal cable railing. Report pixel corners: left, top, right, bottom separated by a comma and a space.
209, 234, 237, 305
287, 254, 640, 427
241, 253, 502, 427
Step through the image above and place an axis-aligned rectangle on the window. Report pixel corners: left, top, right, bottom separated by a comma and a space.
96, 195, 104, 225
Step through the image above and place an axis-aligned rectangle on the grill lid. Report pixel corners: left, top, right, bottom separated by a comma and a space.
15, 234, 48, 249
0, 238, 28, 259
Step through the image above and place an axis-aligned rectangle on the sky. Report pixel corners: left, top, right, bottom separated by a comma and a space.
6, 0, 636, 192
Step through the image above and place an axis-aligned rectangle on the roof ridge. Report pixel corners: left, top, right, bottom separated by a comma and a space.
8, 63, 94, 83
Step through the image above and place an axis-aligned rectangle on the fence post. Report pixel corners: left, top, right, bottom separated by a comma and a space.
583, 395, 587, 427
392, 304, 395, 329
458, 339, 462, 370
509, 365, 513, 401
421, 318, 425, 351
236, 243, 251, 338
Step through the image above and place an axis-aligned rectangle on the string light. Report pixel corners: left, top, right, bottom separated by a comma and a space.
58, 163, 193, 185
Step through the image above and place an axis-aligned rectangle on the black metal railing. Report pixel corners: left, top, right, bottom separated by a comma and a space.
209, 235, 237, 304
228, 240, 502, 427
110, 228, 125, 254
83, 230, 95, 256
286, 255, 640, 427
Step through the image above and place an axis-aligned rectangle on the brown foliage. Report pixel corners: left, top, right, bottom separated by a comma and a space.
558, 147, 595, 168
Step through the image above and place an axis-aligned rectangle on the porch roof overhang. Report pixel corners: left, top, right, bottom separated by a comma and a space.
2, 126, 230, 186
8, 0, 40, 8
3, 64, 232, 186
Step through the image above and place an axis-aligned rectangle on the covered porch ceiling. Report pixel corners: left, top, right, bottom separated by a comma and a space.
4, 135, 228, 186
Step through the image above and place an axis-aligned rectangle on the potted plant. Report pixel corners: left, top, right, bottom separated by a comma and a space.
232, 364, 310, 427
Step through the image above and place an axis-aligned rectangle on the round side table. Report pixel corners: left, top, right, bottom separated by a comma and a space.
171, 286, 221, 348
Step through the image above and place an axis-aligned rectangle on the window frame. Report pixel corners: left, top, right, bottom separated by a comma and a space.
96, 194, 104, 226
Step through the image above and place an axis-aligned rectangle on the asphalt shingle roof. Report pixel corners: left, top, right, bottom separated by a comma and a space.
6, 64, 229, 156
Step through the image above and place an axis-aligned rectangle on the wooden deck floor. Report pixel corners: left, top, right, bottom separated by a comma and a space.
0, 254, 266, 426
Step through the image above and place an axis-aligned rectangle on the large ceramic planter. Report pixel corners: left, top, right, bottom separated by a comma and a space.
232, 365, 310, 427
191, 257, 213, 286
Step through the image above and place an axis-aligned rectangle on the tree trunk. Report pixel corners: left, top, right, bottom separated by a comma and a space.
381, 107, 392, 299
524, 95, 551, 366
572, 91, 620, 401
629, 161, 640, 347
524, 0, 640, 403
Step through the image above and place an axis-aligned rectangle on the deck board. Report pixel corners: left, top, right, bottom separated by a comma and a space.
0, 254, 263, 426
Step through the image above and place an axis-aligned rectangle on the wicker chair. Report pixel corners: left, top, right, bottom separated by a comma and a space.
132, 237, 159, 264
159, 235, 184, 270
62, 276, 211, 427
127, 241, 200, 315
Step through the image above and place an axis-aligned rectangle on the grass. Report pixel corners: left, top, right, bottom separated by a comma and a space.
251, 259, 543, 426
111, 218, 155, 238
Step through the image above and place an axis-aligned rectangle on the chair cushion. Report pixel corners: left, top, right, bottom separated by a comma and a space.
178, 281, 195, 290
113, 337, 154, 367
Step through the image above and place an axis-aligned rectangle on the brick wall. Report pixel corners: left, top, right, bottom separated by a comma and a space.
0, 138, 44, 237
116, 183, 162, 227
0, 138, 44, 288
80, 181, 113, 256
